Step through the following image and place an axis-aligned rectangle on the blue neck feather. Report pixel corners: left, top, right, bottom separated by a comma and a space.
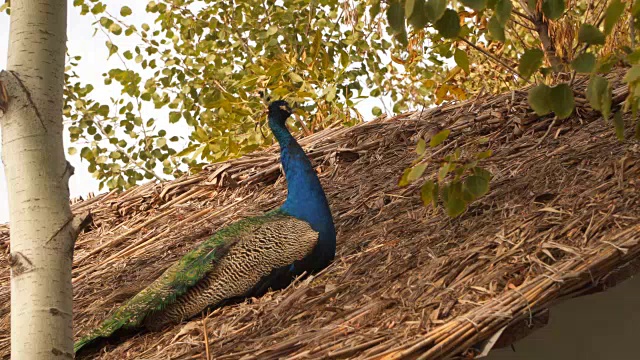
269, 113, 336, 270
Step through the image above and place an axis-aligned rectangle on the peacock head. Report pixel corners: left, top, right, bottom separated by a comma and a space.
267, 100, 293, 127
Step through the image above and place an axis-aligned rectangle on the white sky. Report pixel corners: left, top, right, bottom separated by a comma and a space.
0, 2, 394, 224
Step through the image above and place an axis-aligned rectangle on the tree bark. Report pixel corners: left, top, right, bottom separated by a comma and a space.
0, 1, 76, 358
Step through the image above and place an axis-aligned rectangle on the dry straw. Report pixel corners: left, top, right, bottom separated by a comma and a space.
1, 69, 639, 359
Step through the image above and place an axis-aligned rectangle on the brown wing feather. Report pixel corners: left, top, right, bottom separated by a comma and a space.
143, 215, 318, 329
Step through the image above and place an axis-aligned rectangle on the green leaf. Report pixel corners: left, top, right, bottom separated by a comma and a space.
542, 0, 565, 20
387, 1, 406, 33
488, 15, 505, 42
434, 9, 461, 39
461, 0, 487, 11
549, 83, 575, 119
445, 197, 466, 217
624, 65, 640, 83
613, 111, 625, 140
91, 2, 106, 15
454, 49, 470, 74
97, 104, 110, 116
372, 106, 383, 116
430, 129, 451, 147
596, 54, 617, 73
105, 41, 118, 58
169, 111, 181, 123
408, 163, 427, 182
399, 168, 412, 186
371, 0, 381, 17
408, 0, 428, 28
604, 0, 625, 35
425, 0, 447, 22
475, 150, 492, 159
586, 75, 612, 120
634, 0, 640, 17
571, 53, 596, 73
266, 25, 278, 36
420, 180, 437, 206
528, 84, 552, 116
68, 147, 77, 156
518, 48, 544, 80
393, 30, 409, 46
405, 0, 417, 18
289, 72, 304, 83
120, 5, 132, 17
578, 24, 605, 45
494, 0, 512, 26
416, 138, 427, 155
438, 163, 451, 182
464, 175, 489, 198
109, 23, 122, 35
473, 167, 492, 180
326, 85, 337, 102
626, 49, 640, 64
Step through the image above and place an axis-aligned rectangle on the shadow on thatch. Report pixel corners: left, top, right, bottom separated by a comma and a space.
1, 70, 639, 359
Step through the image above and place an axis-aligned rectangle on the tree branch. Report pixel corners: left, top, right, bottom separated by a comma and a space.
460, 38, 525, 81
516, 0, 563, 71
512, 8, 534, 24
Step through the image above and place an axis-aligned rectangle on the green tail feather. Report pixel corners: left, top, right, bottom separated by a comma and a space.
74, 213, 284, 354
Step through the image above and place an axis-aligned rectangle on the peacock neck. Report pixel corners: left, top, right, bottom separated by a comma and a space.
269, 117, 296, 148
269, 115, 336, 267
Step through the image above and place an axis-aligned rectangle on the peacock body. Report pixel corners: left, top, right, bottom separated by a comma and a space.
74, 100, 336, 353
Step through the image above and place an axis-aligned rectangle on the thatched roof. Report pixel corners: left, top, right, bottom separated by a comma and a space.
1, 69, 639, 359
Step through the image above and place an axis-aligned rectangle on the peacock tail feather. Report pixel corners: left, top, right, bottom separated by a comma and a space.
74, 211, 309, 353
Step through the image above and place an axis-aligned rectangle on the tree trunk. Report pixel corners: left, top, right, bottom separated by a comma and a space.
0, 1, 76, 358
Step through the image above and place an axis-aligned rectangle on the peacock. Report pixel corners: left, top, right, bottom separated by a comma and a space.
74, 100, 336, 354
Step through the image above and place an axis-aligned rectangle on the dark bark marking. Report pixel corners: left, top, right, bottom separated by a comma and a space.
47, 211, 93, 245
46, 216, 73, 245
0, 78, 8, 114
9, 252, 34, 277
7, 70, 47, 131
61, 160, 74, 180
51, 348, 73, 358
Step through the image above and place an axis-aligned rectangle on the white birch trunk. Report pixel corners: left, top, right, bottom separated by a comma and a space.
0, 1, 76, 358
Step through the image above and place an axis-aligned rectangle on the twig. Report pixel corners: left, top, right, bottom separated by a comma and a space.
630, 14, 636, 49
460, 38, 525, 80
516, 0, 535, 18
537, 116, 558, 146
512, 8, 533, 23
511, 16, 537, 32
202, 313, 211, 360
